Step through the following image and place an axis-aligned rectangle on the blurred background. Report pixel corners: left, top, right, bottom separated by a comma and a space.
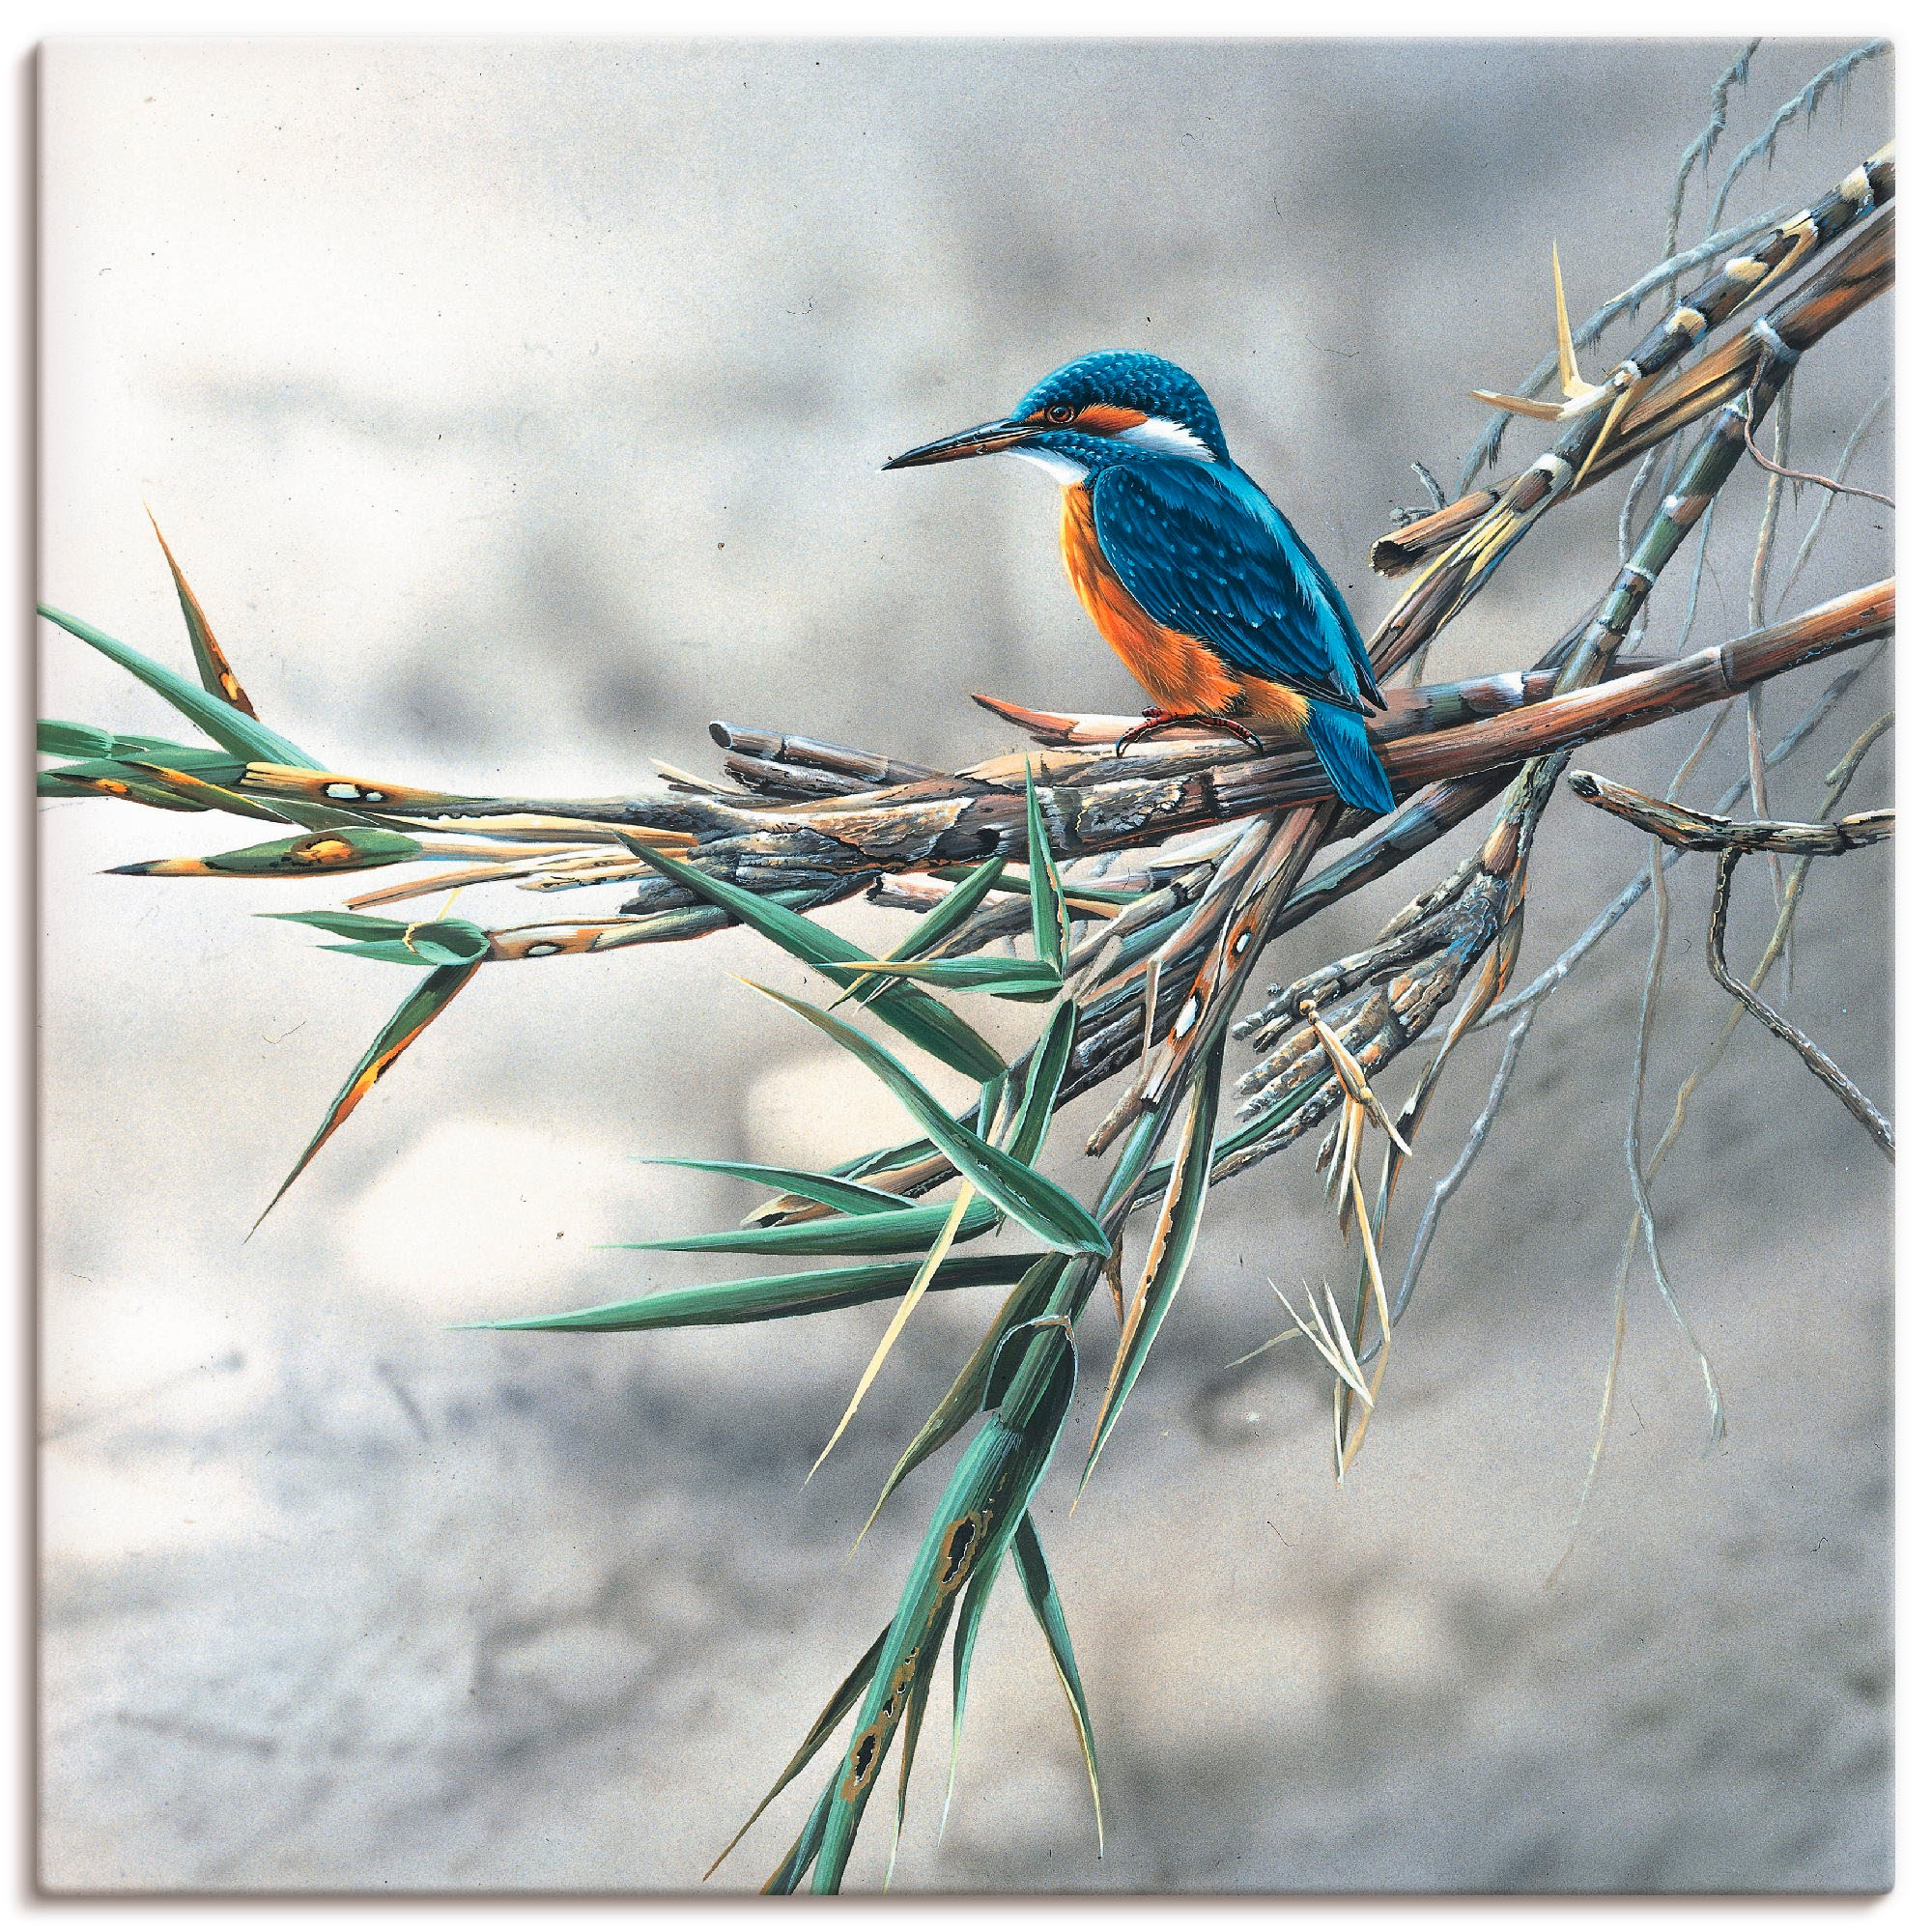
39, 38, 1891, 1892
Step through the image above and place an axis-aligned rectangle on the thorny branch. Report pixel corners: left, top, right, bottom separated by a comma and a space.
39, 94, 1895, 1889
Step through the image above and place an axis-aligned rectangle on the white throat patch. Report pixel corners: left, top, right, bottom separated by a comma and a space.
1116, 415, 1215, 460
1009, 445, 1091, 487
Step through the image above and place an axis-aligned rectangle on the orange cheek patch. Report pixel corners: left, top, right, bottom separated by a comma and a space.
1072, 404, 1149, 436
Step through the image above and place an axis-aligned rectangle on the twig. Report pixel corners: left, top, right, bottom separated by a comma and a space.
1707, 43, 1889, 235
1567, 774, 1891, 853
1776, 387, 1891, 611
1743, 410, 1894, 508
1387, 1005, 1536, 1332
1707, 847, 1893, 1156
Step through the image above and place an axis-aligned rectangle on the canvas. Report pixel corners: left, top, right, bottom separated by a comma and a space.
37, 36, 1892, 1894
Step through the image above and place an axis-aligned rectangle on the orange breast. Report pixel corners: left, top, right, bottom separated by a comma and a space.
1058, 488, 1308, 728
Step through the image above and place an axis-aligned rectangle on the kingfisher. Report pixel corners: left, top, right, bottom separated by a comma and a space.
884, 350, 1396, 816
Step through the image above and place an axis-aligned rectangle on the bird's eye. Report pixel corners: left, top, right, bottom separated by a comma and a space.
1045, 404, 1077, 425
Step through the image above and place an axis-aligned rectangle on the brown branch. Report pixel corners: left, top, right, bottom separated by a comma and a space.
1372, 190, 1893, 582
462, 578, 1889, 961
1568, 772, 1892, 854
1708, 846, 1893, 1158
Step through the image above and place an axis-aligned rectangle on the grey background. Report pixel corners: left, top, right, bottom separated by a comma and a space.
38, 38, 1892, 1892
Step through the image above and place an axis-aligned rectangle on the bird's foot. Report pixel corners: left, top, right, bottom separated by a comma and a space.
1113, 708, 1265, 757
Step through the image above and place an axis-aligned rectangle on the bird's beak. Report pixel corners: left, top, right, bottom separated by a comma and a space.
882, 419, 1031, 470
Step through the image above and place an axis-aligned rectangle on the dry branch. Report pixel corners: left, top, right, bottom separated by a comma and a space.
1707, 845, 1893, 1156
1568, 772, 1892, 854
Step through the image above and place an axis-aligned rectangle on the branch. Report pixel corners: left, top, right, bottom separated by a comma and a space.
1568, 772, 1892, 854
1377, 168, 1892, 582
1708, 846, 1893, 1157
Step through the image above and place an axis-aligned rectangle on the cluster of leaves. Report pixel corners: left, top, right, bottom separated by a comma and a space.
41, 580, 1143, 1889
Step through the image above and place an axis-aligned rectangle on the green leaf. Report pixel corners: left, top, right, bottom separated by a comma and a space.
637, 1156, 912, 1219
148, 513, 259, 717
706, 1624, 890, 1883
946, 1534, 1002, 1832
262, 909, 412, 940
474, 1252, 1045, 1333
1010, 1512, 1103, 1852
38, 720, 200, 760
856, 1256, 1066, 1546
833, 850, 1009, 1009
885, 1627, 944, 1889
802, 1315, 1078, 1891
1006, 998, 1077, 1167
250, 958, 482, 1235
1082, 1033, 1225, 1488
622, 838, 1006, 1085
1024, 767, 1068, 974
615, 1195, 1000, 1259
928, 864, 1142, 906
36, 769, 206, 810
836, 955, 1064, 1000
38, 604, 318, 768
265, 908, 489, 966
42, 750, 246, 786
107, 826, 423, 879
763, 1774, 840, 1895
746, 981, 1109, 1257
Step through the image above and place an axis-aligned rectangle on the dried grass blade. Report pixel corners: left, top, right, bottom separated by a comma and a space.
808, 1184, 979, 1480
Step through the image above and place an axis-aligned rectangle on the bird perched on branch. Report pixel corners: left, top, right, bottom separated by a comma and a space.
885, 350, 1396, 815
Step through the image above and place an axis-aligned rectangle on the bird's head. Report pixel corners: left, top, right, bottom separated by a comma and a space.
884, 351, 1230, 485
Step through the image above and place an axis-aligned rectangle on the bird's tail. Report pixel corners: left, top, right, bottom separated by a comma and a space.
1303, 701, 1396, 816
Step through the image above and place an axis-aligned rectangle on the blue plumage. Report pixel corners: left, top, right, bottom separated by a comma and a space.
1090, 459, 1383, 717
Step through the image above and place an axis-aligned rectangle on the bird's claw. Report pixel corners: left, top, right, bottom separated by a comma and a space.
1113, 709, 1265, 757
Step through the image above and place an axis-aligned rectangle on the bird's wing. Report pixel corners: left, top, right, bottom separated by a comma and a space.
1090, 459, 1383, 711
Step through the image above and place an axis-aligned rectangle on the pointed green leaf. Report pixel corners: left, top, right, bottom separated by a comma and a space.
638, 1156, 912, 1218
265, 908, 489, 965
37, 769, 206, 810
324, 941, 438, 965
38, 720, 200, 761
857, 1256, 1066, 1545
148, 513, 259, 716
1007, 998, 1077, 1167
42, 750, 246, 786
807, 1316, 1077, 1891
1082, 1034, 1224, 1487
834, 850, 1009, 1009
251, 958, 482, 1234
36, 772, 102, 801
1024, 767, 1068, 974
615, 1195, 1000, 1259
474, 1252, 1044, 1333
108, 826, 423, 879
111, 760, 304, 824
746, 982, 1108, 1256
1011, 1512, 1103, 1852
885, 1630, 944, 1889
263, 909, 412, 940
38, 604, 318, 767
835, 955, 1064, 1000
946, 1538, 1002, 1832
706, 1623, 890, 1883
763, 1773, 840, 1895
623, 838, 1005, 1085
